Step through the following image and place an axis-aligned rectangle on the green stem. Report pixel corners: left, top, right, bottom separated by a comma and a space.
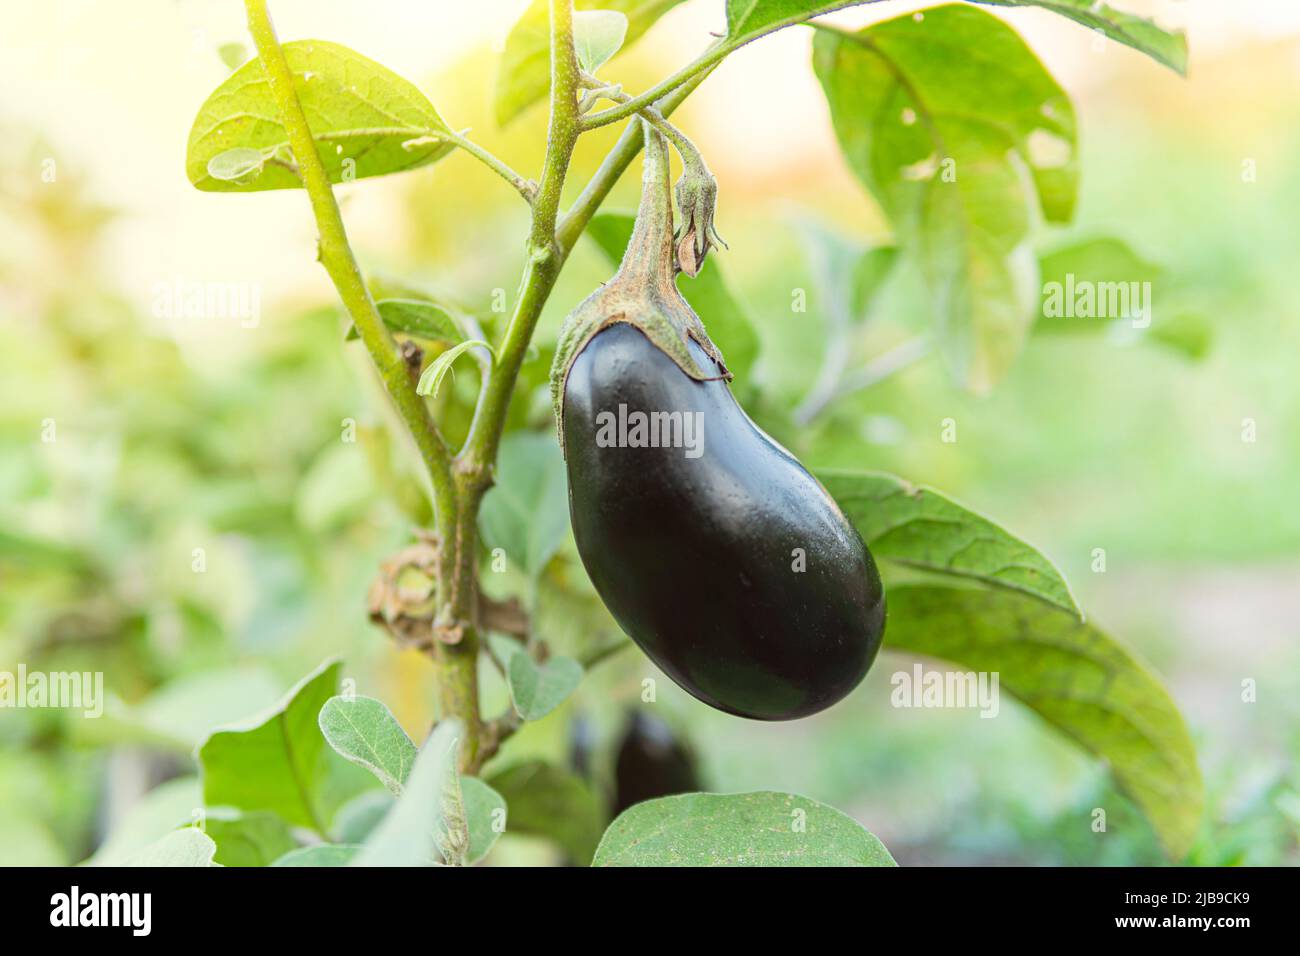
444, 130, 537, 203
457, 0, 580, 491
243, 0, 477, 759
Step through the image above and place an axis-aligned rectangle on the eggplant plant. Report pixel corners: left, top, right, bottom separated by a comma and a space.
160, 0, 1201, 867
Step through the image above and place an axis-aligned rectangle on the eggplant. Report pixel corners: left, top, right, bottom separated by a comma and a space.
551, 124, 885, 720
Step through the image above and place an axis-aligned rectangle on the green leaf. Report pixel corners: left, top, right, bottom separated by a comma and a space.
814, 5, 1077, 391
346, 298, 465, 343
851, 245, 900, 319
353, 719, 465, 867
972, 1, 1187, 75
416, 339, 492, 398
198, 659, 370, 832
318, 695, 418, 795
588, 212, 760, 386
1037, 237, 1160, 334
884, 584, 1203, 860
819, 469, 1079, 616
187, 40, 454, 192
272, 844, 361, 867
593, 791, 897, 866
124, 828, 219, 867
84, 778, 202, 866
461, 777, 507, 864
478, 430, 569, 577
495, 0, 685, 126
77, 666, 283, 752
508, 653, 583, 722
485, 760, 604, 864
1035, 237, 1210, 360
204, 810, 298, 867
217, 42, 248, 71
574, 11, 629, 75
726, 2, 870, 46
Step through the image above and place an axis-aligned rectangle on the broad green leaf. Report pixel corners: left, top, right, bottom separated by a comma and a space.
76, 666, 282, 752
588, 212, 760, 386
416, 339, 492, 398
593, 791, 897, 866
198, 659, 372, 832
485, 760, 604, 864
346, 298, 464, 343
574, 11, 629, 75
124, 828, 219, 867
318, 695, 418, 795
884, 584, 1203, 860
814, 5, 1077, 391
1035, 237, 1210, 360
353, 719, 465, 867
972, 1, 1187, 75
818, 469, 1079, 616
495, 0, 685, 125
725, 2, 870, 45
204, 809, 297, 867
84, 777, 202, 866
461, 777, 507, 864
187, 40, 454, 192
478, 430, 569, 576
1037, 237, 1160, 334
508, 653, 583, 721
272, 844, 360, 867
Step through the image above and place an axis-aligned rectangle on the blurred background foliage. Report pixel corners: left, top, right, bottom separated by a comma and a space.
1, 2, 1298, 865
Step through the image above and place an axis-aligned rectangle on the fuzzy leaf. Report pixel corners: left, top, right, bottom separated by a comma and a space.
318, 695, 418, 796
594, 791, 896, 866
496, 0, 685, 125
574, 10, 629, 74
508, 653, 583, 722
187, 40, 453, 192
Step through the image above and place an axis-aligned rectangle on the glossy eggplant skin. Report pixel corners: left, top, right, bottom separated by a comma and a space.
563, 322, 886, 720
612, 711, 700, 817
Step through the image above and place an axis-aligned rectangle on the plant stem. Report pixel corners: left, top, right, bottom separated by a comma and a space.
444, 130, 537, 203
578, 2, 882, 131
446, 0, 582, 771
243, 0, 480, 761
457, 0, 580, 492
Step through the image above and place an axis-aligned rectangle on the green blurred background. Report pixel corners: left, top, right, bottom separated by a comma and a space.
1, 1, 1297, 865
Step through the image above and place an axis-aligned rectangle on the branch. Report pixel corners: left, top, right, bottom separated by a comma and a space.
443, 130, 538, 203
578, 2, 884, 132
456, 0, 581, 494
243, 0, 457, 535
